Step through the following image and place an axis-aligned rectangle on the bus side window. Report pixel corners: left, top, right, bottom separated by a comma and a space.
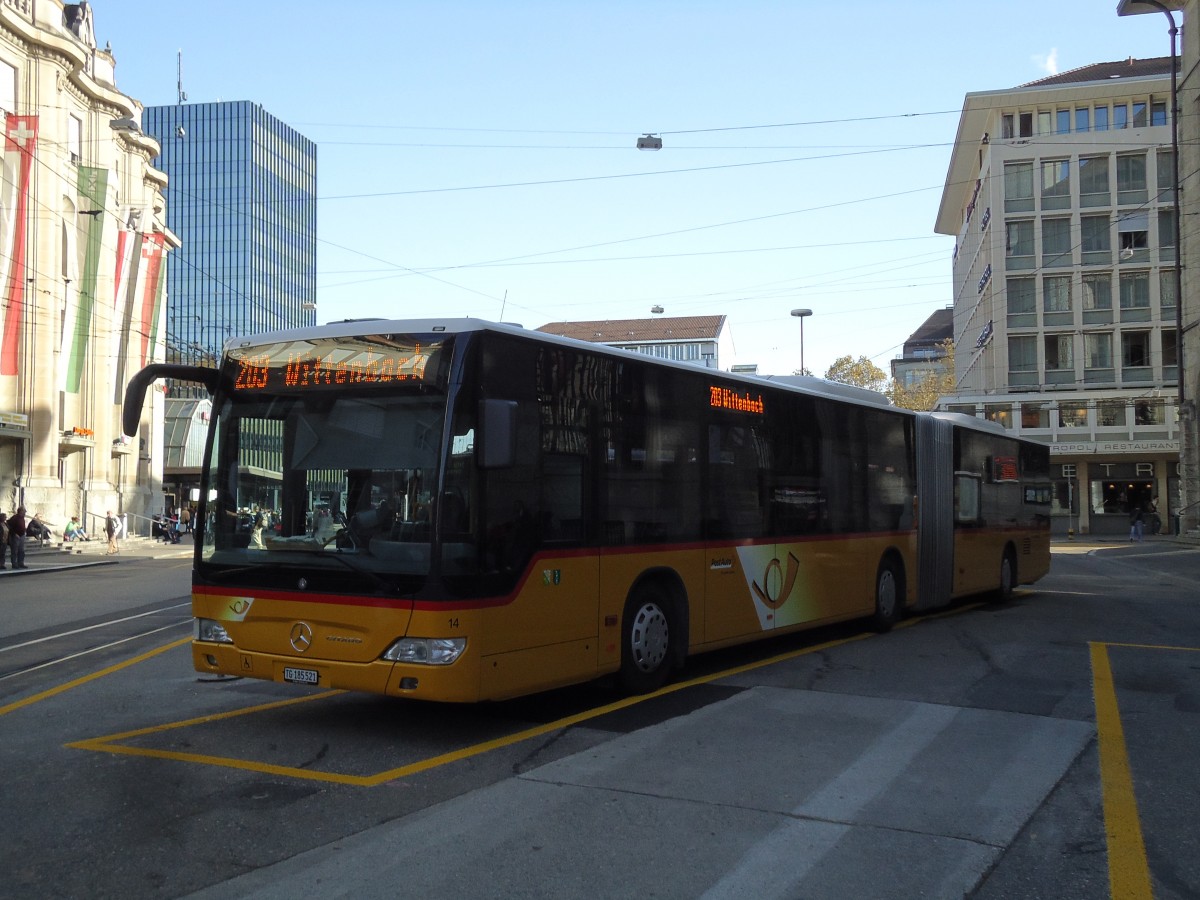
955, 472, 982, 525
706, 422, 768, 539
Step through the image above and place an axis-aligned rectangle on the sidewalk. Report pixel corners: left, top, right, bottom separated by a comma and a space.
0, 534, 192, 576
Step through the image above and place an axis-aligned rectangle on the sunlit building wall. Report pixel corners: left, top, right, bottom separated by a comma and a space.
935, 59, 1183, 536
0, 1, 177, 530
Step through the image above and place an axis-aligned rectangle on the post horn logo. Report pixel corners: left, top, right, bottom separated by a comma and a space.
289, 622, 313, 653
752, 552, 800, 609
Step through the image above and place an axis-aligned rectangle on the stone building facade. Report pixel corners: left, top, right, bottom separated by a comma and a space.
0, 1, 176, 533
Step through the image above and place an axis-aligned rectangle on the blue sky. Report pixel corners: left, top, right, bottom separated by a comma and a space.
93, 2, 1173, 378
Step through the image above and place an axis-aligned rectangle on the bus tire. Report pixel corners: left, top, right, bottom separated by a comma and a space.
870, 556, 904, 633
996, 547, 1017, 602
619, 587, 674, 694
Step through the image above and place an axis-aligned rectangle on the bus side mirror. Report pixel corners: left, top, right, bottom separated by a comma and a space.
478, 400, 517, 468
121, 363, 220, 437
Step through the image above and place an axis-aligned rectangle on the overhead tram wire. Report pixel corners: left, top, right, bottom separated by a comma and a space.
316, 144, 953, 201
294, 108, 964, 137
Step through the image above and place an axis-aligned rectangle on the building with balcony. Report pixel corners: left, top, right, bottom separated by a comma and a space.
0, 0, 177, 530
935, 57, 1182, 536
536, 315, 732, 369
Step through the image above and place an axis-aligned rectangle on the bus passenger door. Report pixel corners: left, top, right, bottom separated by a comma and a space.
704, 421, 774, 642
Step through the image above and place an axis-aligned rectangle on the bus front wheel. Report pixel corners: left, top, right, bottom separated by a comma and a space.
870, 557, 903, 632
619, 588, 673, 694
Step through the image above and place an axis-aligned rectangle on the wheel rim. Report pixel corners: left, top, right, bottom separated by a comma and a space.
877, 569, 897, 619
629, 602, 669, 673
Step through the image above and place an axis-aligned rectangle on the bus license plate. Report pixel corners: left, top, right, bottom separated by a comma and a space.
283, 667, 319, 685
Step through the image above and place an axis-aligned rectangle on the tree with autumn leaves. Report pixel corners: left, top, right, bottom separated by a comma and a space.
806, 339, 956, 412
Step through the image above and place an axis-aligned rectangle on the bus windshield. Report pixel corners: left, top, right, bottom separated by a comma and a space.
198, 333, 458, 583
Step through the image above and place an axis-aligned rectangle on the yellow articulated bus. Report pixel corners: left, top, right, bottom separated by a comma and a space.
123, 319, 1050, 702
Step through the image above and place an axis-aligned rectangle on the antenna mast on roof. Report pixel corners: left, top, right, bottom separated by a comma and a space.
177, 49, 187, 104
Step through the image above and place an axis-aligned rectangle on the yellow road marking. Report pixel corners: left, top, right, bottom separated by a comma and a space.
1090, 642, 1153, 900
59, 600, 977, 787
1102, 641, 1200, 653
66, 630, 877, 787
0, 636, 192, 719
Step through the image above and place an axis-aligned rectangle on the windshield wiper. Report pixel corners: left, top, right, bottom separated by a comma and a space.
322, 549, 399, 595
203, 564, 264, 582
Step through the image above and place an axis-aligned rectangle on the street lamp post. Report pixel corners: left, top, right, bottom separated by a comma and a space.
1125, 0, 1192, 534
791, 308, 813, 375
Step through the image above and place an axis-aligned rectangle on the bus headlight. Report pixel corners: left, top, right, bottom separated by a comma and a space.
381, 637, 466, 665
195, 618, 234, 643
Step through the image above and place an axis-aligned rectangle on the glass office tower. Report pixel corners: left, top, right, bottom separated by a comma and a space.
142, 101, 317, 372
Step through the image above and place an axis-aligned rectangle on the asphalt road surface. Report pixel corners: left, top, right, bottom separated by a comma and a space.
1, 539, 1197, 899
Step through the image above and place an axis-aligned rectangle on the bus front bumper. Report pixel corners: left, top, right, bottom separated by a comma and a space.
192, 641, 484, 702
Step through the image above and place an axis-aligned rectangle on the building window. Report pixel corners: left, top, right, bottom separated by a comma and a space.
1134, 398, 1164, 425
1009, 335, 1038, 385
1007, 276, 1036, 327
1041, 160, 1071, 209
1079, 155, 1109, 206
1157, 148, 1175, 192
1044, 334, 1074, 370
1151, 101, 1168, 126
1019, 112, 1033, 137
0, 60, 15, 116
1085, 333, 1113, 369
1075, 107, 1091, 132
1122, 331, 1152, 372
1095, 106, 1110, 131
1038, 110, 1053, 134
1119, 271, 1150, 310
1080, 215, 1111, 264
1001, 114, 1014, 138
1056, 109, 1072, 134
1005, 219, 1035, 268
1021, 402, 1050, 428
1042, 218, 1072, 266
1059, 404, 1088, 428
1160, 270, 1178, 312
1082, 273, 1112, 310
1116, 154, 1147, 204
1132, 101, 1148, 128
1117, 212, 1149, 258
984, 404, 1012, 428
1097, 400, 1126, 427
68, 115, 82, 162
1158, 208, 1176, 258
1043, 275, 1072, 313
1114, 103, 1129, 129
1004, 162, 1034, 212
1162, 329, 1178, 375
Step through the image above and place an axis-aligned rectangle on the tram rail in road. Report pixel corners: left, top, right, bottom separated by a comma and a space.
2, 543, 1197, 898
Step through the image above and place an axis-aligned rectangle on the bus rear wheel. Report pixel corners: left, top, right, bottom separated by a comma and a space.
870, 557, 903, 632
619, 588, 673, 694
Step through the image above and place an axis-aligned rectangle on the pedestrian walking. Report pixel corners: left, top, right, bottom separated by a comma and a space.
7, 505, 29, 568
1129, 505, 1145, 542
104, 510, 119, 554
0, 512, 9, 569
181, 506, 192, 535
